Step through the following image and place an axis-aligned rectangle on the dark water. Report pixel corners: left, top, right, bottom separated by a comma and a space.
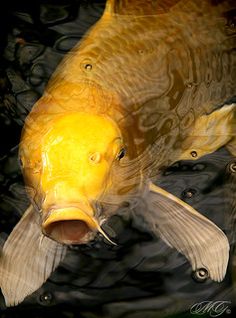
0, 1, 236, 317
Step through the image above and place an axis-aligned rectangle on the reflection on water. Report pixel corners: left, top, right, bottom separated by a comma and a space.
0, 0, 236, 317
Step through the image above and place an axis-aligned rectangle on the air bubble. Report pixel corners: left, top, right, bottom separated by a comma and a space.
186, 82, 193, 88
182, 188, 196, 199
39, 292, 53, 306
228, 161, 236, 173
190, 151, 198, 158
85, 63, 92, 71
192, 268, 209, 283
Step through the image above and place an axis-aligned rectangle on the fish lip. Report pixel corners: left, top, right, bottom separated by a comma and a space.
42, 203, 95, 222
41, 205, 117, 246
42, 206, 98, 228
42, 200, 104, 221
41, 206, 99, 245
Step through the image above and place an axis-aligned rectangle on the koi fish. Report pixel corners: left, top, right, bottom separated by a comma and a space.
1, 0, 236, 306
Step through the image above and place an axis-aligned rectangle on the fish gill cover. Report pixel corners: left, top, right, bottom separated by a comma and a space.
0, 0, 236, 317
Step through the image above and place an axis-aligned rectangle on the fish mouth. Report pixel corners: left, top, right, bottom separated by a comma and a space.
42, 207, 116, 245
42, 207, 98, 245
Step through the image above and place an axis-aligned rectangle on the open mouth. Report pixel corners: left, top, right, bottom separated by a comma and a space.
44, 219, 92, 244
42, 207, 98, 244
42, 207, 116, 245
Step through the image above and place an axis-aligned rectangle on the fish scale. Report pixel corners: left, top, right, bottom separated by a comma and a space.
47, 1, 236, 166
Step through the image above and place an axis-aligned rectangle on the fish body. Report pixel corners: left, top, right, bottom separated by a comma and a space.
1, 0, 236, 306
23, 0, 236, 176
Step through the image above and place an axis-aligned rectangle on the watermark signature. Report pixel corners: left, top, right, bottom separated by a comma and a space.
190, 300, 231, 317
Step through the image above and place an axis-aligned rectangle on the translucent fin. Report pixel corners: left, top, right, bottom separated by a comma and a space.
144, 182, 229, 282
0, 206, 67, 307
179, 103, 236, 161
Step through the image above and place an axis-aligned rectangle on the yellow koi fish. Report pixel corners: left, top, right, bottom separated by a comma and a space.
1, 0, 236, 306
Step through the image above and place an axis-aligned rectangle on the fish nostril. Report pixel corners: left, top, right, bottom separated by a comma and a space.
89, 152, 101, 164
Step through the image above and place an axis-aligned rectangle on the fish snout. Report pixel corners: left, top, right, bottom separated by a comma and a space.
42, 207, 98, 245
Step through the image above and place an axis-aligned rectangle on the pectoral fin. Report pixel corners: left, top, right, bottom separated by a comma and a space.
144, 182, 229, 282
179, 103, 236, 160
0, 206, 67, 306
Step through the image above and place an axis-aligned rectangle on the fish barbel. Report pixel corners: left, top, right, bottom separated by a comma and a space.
1, 0, 236, 306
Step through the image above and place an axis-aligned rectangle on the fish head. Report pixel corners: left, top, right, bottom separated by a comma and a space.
19, 110, 126, 245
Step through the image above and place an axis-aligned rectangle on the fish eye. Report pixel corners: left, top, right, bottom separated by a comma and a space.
117, 148, 126, 160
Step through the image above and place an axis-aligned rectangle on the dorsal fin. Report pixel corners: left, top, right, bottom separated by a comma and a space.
105, 0, 181, 16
